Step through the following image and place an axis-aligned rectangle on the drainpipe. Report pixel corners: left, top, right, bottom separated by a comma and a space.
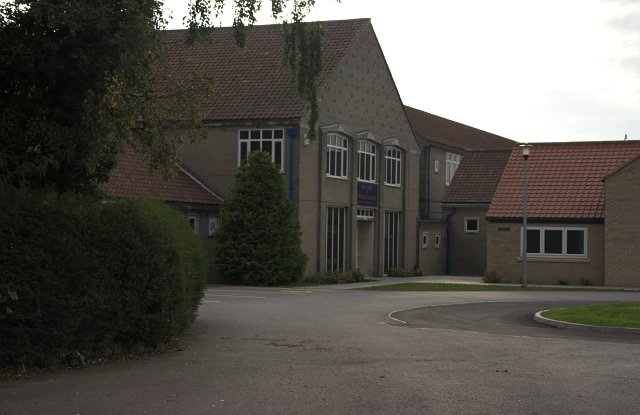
445, 208, 457, 275
286, 127, 297, 200
426, 145, 432, 219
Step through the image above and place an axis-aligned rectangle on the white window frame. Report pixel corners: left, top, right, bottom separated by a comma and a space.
357, 140, 376, 183
326, 134, 348, 179
238, 129, 285, 170
464, 217, 480, 233
208, 215, 218, 236
384, 211, 401, 272
446, 152, 462, 186
434, 233, 441, 249
384, 147, 402, 187
422, 232, 429, 249
434, 160, 440, 173
187, 214, 200, 234
521, 227, 588, 258
326, 206, 348, 273
356, 208, 375, 221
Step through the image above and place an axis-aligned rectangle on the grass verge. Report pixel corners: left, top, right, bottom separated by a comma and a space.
359, 283, 630, 292
541, 303, 640, 328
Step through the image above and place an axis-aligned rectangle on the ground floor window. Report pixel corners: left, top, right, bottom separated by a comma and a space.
464, 217, 479, 233
187, 214, 199, 234
522, 227, 587, 257
327, 207, 348, 272
384, 211, 401, 272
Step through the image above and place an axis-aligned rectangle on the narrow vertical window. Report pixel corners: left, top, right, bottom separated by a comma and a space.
326, 134, 348, 178
188, 214, 200, 234
384, 147, 402, 186
357, 140, 376, 182
326, 207, 347, 272
384, 211, 401, 272
445, 152, 462, 185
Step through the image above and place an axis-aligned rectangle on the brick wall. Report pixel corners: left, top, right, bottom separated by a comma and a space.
486, 222, 605, 285
604, 158, 640, 287
448, 206, 489, 275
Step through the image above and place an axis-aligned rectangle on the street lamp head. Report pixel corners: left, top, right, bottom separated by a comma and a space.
520, 143, 532, 160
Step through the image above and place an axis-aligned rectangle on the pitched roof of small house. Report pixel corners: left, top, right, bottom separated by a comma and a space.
160, 19, 371, 122
442, 149, 512, 205
102, 146, 221, 206
486, 141, 640, 221
404, 105, 514, 151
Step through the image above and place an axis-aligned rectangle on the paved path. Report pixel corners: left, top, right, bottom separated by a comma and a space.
2, 282, 640, 414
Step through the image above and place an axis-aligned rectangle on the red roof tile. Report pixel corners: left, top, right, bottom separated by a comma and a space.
486, 141, 640, 221
160, 19, 371, 121
102, 146, 220, 205
443, 149, 512, 204
404, 105, 515, 150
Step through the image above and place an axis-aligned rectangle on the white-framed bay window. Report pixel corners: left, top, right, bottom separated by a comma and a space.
521, 227, 588, 258
446, 152, 462, 186
384, 147, 402, 186
358, 140, 376, 182
238, 128, 284, 168
326, 134, 348, 178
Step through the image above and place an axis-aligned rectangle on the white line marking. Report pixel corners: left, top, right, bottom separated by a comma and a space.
206, 289, 309, 295
206, 294, 267, 299
387, 301, 502, 325
202, 300, 222, 303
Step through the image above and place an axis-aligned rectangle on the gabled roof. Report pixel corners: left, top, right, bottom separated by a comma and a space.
486, 141, 640, 221
102, 146, 221, 206
443, 149, 512, 205
404, 105, 514, 151
161, 19, 371, 122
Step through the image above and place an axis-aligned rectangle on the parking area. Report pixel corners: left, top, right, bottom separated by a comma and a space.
2, 285, 640, 414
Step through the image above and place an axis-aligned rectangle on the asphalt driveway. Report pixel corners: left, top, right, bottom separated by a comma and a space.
2, 283, 640, 414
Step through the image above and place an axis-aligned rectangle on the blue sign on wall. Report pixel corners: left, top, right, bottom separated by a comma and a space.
357, 182, 378, 207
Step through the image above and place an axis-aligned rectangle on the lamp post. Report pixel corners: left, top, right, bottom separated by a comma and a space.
520, 144, 532, 288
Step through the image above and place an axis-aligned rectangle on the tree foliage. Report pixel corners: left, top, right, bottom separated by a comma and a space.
216, 151, 307, 285
0, 186, 206, 368
0, 0, 327, 193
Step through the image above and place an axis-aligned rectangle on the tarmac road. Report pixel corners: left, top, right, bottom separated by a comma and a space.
2, 281, 640, 414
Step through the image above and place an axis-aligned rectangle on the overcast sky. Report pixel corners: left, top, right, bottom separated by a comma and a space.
164, 0, 640, 143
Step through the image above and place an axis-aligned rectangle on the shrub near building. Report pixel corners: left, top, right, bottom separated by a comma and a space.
0, 185, 205, 369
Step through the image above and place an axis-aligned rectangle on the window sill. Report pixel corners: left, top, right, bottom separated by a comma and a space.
384, 183, 401, 188
517, 256, 590, 264
326, 175, 349, 181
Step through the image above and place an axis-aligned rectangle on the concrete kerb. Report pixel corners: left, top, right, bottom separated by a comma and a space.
534, 310, 640, 334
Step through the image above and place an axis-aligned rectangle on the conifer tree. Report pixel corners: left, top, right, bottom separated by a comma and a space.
216, 151, 307, 285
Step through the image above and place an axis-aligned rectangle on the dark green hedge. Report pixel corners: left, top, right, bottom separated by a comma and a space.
0, 185, 206, 368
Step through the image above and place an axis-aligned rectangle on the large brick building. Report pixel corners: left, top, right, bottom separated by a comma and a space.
162, 19, 420, 278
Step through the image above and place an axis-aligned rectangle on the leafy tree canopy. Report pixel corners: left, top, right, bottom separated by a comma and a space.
0, 0, 327, 193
